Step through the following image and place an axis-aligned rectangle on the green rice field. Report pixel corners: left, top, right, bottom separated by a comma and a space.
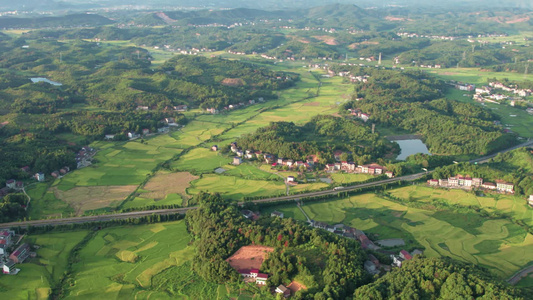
55, 136, 182, 190
171, 147, 232, 173
64, 221, 213, 299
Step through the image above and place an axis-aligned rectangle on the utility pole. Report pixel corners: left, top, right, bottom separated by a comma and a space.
372, 123, 375, 134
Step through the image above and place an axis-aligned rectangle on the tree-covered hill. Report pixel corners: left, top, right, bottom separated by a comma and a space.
353, 257, 525, 299
236, 115, 398, 164
0, 14, 114, 29
337, 66, 516, 156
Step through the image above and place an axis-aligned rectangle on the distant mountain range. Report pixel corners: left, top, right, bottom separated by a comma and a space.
1, 0, 531, 12
0, 13, 114, 29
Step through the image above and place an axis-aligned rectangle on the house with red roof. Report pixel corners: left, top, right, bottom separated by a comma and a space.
9, 243, 31, 263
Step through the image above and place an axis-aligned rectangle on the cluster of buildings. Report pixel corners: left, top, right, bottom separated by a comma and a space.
427, 174, 514, 193
395, 32, 457, 41
391, 249, 423, 268
472, 81, 531, 104
205, 98, 265, 115
309, 220, 423, 274
239, 268, 269, 285
347, 108, 370, 122
227, 142, 315, 170
1, 230, 33, 275
50, 166, 71, 179
238, 268, 291, 297
76, 146, 96, 169
2, 166, 47, 199
310, 221, 380, 250
325, 162, 394, 178
227, 142, 393, 179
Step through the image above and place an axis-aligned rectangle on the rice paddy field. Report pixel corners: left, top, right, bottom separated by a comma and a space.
389, 185, 533, 228
188, 174, 287, 200
0, 230, 88, 300
64, 221, 202, 299
171, 147, 232, 172
330, 173, 373, 184
266, 190, 533, 279
55, 136, 182, 190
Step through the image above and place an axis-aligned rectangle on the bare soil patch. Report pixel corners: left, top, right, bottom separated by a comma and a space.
303, 102, 320, 106
226, 245, 274, 271
53, 185, 137, 215
221, 78, 245, 87
287, 281, 307, 294
143, 172, 198, 200
313, 35, 339, 45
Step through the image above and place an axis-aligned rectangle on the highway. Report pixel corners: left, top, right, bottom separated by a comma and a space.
1, 139, 531, 230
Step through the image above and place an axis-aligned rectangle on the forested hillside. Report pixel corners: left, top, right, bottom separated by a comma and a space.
236, 115, 397, 164
186, 192, 368, 299
338, 67, 516, 155
353, 257, 525, 299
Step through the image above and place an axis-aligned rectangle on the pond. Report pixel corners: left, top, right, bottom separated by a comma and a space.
394, 139, 431, 160
30, 77, 62, 86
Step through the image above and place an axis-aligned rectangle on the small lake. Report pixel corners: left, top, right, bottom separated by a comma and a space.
30, 77, 62, 86
394, 139, 431, 160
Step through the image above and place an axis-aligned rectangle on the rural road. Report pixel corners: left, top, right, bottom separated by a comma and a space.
507, 265, 533, 285
1, 139, 531, 231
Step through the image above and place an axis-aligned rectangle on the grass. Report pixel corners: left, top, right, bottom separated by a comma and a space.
56, 135, 182, 189
65, 221, 197, 299
224, 163, 282, 181
330, 173, 373, 184
27, 182, 75, 219
428, 67, 531, 86
388, 185, 533, 228
171, 148, 232, 173
266, 189, 533, 279
0, 230, 88, 300
187, 174, 286, 200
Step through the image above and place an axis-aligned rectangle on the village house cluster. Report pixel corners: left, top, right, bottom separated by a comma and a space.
2, 166, 48, 200
325, 161, 394, 178
237, 268, 293, 298
225, 142, 394, 179
472, 81, 532, 104
206, 97, 265, 115
427, 174, 514, 193
347, 108, 370, 122
76, 146, 96, 169
309, 219, 422, 274
226, 142, 315, 170
0, 230, 34, 276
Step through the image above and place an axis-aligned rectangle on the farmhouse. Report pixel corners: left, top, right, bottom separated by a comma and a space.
271, 211, 284, 218
6, 179, 16, 189
528, 195, 533, 207
9, 243, 30, 263
496, 180, 515, 193
2, 259, 18, 275
233, 157, 242, 165
211, 145, 218, 151
276, 284, 291, 297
